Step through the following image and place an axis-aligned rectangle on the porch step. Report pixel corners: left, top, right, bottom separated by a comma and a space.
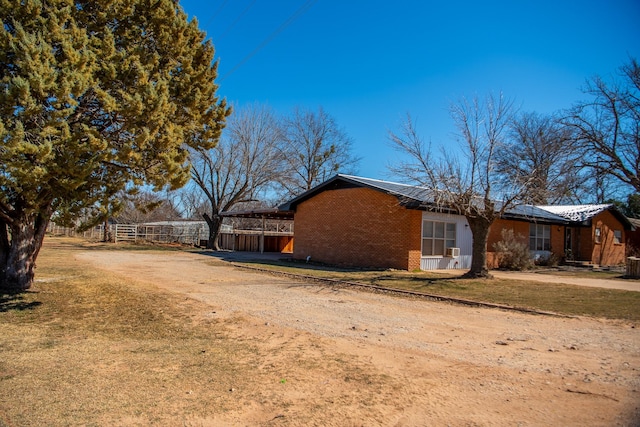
564, 260, 597, 268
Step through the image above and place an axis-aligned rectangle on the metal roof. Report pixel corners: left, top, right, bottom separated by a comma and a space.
502, 205, 570, 223
221, 208, 294, 220
336, 174, 433, 203
140, 220, 207, 227
278, 174, 632, 228
535, 204, 613, 222
278, 174, 435, 211
628, 217, 640, 229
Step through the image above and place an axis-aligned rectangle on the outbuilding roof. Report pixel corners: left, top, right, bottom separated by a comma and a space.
220, 208, 294, 220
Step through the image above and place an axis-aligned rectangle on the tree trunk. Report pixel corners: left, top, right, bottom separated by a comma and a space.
0, 219, 10, 279
103, 217, 109, 242
463, 216, 493, 279
0, 209, 51, 292
202, 212, 223, 250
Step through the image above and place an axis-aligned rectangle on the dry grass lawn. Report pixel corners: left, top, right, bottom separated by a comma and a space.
1, 240, 407, 426
1, 239, 639, 426
230, 259, 640, 321
0, 243, 267, 425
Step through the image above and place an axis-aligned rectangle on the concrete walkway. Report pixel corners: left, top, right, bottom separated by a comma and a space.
435, 269, 640, 292
491, 270, 640, 292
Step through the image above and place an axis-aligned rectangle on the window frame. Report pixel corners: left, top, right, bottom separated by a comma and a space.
595, 227, 602, 244
422, 220, 456, 257
614, 229, 622, 245
529, 223, 551, 251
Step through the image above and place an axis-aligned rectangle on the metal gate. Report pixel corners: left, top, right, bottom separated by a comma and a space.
114, 224, 137, 243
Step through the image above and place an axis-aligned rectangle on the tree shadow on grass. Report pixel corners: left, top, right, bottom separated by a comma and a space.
0, 293, 42, 313
372, 274, 466, 289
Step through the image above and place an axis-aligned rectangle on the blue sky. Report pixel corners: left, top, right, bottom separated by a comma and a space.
179, 0, 640, 180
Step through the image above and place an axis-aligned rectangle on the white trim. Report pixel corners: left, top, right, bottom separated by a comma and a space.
420, 212, 472, 270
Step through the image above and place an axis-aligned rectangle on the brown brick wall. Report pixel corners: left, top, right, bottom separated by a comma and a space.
626, 225, 640, 256
486, 218, 566, 267
486, 219, 528, 268
577, 226, 593, 262
293, 187, 628, 269
486, 211, 626, 266
551, 225, 565, 258
293, 187, 422, 270
487, 219, 529, 248
589, 211, 626, 266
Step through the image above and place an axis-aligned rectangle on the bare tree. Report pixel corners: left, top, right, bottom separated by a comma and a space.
190, 104, 285, 249
563, 58, 640, 193
114, 191, 182, 224
174, 186, 206, 220
389, 94, 530, 278
279, 107, 359, 197
496, 112, 588, 204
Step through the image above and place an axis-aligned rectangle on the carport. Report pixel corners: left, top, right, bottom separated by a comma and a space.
220, 208, 294, 253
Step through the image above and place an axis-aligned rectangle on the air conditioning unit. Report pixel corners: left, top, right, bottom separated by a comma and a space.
446, 247, 460, 258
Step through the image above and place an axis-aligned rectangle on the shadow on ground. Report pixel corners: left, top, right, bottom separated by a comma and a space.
198, 250, 465, 288
0, 293, 42, 313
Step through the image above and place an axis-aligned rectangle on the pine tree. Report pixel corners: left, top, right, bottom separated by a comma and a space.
0, 0, 230, 291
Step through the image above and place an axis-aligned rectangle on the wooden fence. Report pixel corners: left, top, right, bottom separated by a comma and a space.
626, 257, 640, 278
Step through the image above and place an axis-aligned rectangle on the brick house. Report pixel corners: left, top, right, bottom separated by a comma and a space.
530, 205, 631, 266
279, 174, 632, 270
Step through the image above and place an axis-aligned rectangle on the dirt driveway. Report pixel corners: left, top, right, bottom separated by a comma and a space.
76, 250, 640, 426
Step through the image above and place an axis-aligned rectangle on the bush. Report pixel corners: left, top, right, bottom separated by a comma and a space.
493, 229, 532, 270
535, 252, 559, 267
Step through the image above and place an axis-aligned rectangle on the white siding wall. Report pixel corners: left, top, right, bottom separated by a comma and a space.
420, 212, 473, 270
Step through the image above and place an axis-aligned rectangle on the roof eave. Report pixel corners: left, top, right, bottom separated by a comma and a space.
221, 208, 294, 220
279, 174, 425, 211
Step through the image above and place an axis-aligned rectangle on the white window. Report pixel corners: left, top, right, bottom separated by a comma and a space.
614, 229, 622, 244
529, 223, 550, 251
595, 227, 602, 244
422, 220, 456, 256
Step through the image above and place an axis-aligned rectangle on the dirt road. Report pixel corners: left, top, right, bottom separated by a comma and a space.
76, 250, 640, 426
